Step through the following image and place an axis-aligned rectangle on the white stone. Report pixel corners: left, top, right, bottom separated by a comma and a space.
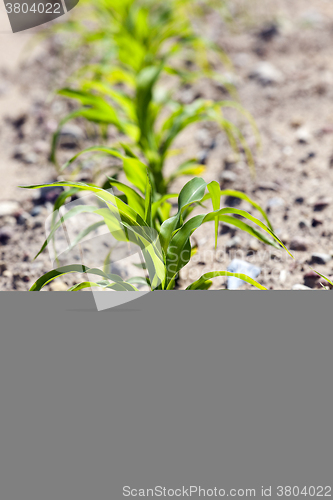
250, 62, 284, 85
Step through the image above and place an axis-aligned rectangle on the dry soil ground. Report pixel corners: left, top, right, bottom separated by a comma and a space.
1, 0, 333, 290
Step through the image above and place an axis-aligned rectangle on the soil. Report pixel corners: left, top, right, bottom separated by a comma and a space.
1, 0, 333, 291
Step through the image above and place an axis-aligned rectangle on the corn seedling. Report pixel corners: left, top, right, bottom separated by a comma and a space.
52, 62, 258, 194
22, 175, 292, 291
51, 0, 231, 79
49, 0, 258, 193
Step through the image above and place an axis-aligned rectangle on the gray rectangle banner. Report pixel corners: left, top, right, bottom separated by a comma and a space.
0, 291, 331, 499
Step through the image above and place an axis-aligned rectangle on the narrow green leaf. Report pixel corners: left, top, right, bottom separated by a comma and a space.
207, 180, 220, 248
144, 170, 153, 226
107, 176, 145, 218
30, 265, 129, 291
186, 272, 267, 290
312, 270, 333, 287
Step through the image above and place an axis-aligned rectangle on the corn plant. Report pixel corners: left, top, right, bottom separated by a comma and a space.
52, 61, 258, 194
51, 0, 231, 80
49, 0, 258, 194
23, 174, 291, 291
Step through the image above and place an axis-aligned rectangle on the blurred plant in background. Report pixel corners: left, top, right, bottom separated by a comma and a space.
49, 0, 259, 194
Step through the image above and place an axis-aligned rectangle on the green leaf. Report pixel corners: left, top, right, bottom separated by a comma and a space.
160, 177, 207, 252
50, 109, 86, 168
126, 276, 151, 287
167, 159, 205, 183
35, 204, 99, 259
136, 65, 163, 141
82, 82, 137, 121
66, 220, 106, 253
107, 176, 145, 218
67, 281, 108, 291
144, 170, 153, 226
166, 207, 293, 285
151, 193, 178, 220
68, 279, 140, 291
207, 180, 220, 248
53, 188, 81, 212
123, 155, 151, 194
61, 145, 148, 194
29, 265, 126, 291
186, 272, 267, 290
312, 270, 333, 287
119, 142, 139, 159
58, 88, 123, 127
21, 180, 148, 227
202, 189, 274, 231
96, 208, 166, 288
178, 177, 207, 209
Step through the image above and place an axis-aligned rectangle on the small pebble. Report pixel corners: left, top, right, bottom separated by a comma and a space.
12, 143, 30, 159
59, 123, 85, 148
224, 154, 238, 170
266, 197, 284, 210
283, 146, 293, 156
310, 253, 332, 265
300, 151, 316, 164
0, 226, 13, 245
2, 270, 13, 279
220, 170, 237, 183
227, 259, 261, 290
304, 270, 320, 288
280, 233, 290, 244
23, 153, 38, 165
37, 185, 64, 204
10, 113, 27, 129
249, 61, 284, 85
257, 181, 279, 192
198, 238, 208, 247
290, 238, 308, 251
30, 206, 42, 217
219, 223, 236, 236
16, 211, 31, 225
225, 195, 242, 207
279, 269, 288, 284
249, 239, 261, 252
0, 261, 7, 275
0, 201, 20, 217
299, 220, 308, 229
292, 284, 312, 290
2, 216, 16, 226
226, 236, 241, 250
290, 116, 303, 128
296, 127, 311, 144
311, 218, 323, 227
257, 23, 279, 42
195, 128, 212, 148
34, 140, 49, 154
45, 119, 58, 133
313, 198, 331, 211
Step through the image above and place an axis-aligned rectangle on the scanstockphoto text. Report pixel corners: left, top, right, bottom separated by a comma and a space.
123, 486, 332, 497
